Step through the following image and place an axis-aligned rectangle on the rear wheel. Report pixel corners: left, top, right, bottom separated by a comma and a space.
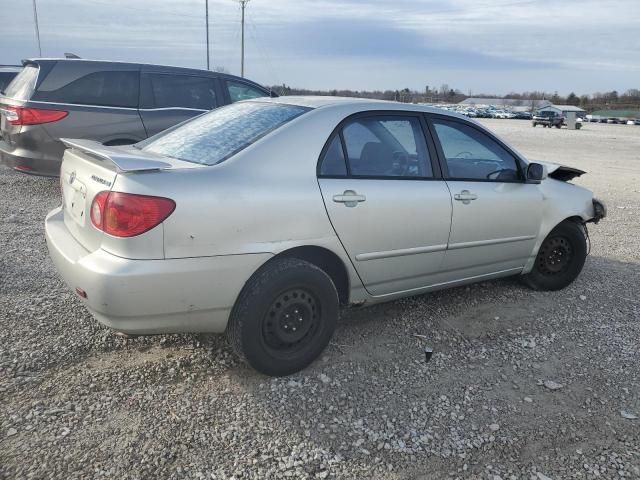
521, 221, 587, 291
227, 258, 339, 376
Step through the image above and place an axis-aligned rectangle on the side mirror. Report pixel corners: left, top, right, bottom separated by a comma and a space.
527, 163, 547, 183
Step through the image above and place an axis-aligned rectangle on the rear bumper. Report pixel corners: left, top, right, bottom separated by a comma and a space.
45, 207, 272, 334
0, 138, 61, 176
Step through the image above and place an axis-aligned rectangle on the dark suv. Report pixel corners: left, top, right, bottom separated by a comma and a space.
0, 59, 273, 175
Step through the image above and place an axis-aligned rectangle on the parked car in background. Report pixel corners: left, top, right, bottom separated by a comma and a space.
634, 118, 640, 126
45, 97, 605, 376
514, 111, 532, 120
0, 58, 273, 175
532, 111, 564, 128
0, 65, 20, 93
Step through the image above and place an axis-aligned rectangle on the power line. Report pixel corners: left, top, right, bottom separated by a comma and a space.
32, 0, 42, 56
236, 0, 250, 77
205, 0, 210, 70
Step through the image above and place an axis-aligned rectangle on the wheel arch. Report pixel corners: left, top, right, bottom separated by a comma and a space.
273, 246, 350, 306
524, 214, 588, 274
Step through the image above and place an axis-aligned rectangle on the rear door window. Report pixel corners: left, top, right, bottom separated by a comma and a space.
226, 80, 268, 102
340, 116, 433, 178
146, 74, 218, 110
3, 65, 37, 100
319, 135, 348, 176
33, 70, 139, 108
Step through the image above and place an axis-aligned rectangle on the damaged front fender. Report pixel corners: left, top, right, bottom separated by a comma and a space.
589, 198, 607, 224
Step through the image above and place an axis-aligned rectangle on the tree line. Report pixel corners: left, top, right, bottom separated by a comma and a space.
271, 84, 640, 112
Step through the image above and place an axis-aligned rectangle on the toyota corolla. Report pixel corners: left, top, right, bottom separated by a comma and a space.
45, 97, 605, 376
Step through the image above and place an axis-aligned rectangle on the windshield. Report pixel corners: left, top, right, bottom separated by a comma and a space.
140, 101, 310, 165
3, 65, 38, 100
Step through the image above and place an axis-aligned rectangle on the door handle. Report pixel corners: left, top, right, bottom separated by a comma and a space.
333, 190, 366, 207
454, 190, 477, 204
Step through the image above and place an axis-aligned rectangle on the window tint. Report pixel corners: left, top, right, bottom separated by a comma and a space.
33, 70, 139, 108
226, 80, 268, 102
149, 74, 217, 110
432, 118, 521, 181
0, 72, 18, 94
3, 65, 37, 100
140, 102, 309, 166
341, 116, 432, 178
319, 136, 347, 176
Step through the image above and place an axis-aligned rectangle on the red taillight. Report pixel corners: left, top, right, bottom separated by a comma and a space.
3, 105, 68, 126
90, 191, 175, 238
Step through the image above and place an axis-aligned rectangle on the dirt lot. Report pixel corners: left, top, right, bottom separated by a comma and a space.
1, 120, 639, 479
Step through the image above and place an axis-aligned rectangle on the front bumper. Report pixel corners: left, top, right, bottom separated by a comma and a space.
589, 198, 607, 224
45, 207, 272, 334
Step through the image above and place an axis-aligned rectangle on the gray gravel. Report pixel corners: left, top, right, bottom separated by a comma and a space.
1, 121, 639, 479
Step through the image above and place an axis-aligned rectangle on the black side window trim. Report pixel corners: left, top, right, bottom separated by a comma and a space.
424, 113, 526, 183
316, 110, 443, 180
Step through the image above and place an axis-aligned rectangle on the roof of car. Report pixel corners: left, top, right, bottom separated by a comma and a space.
255, 95, 462, 116
22, 58, 268, 88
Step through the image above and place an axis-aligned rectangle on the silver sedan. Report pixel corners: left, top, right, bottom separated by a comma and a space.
45, 97, 606, 376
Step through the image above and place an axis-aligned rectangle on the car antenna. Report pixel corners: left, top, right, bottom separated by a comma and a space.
64, 52, 81, 59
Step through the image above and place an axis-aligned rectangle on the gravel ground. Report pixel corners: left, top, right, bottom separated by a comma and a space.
1, 121, 639, 479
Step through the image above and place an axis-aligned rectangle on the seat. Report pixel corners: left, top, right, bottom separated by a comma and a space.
357, 142, 394, 176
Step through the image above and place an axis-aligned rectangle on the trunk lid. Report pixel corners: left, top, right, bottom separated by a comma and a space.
59, 139, 194, 252
60, 145, 119, 252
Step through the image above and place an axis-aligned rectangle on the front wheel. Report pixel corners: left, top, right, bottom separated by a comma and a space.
227, 258, 339, 376
521, 221, 587, 291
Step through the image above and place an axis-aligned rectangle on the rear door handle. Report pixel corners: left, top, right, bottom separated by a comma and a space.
333, 190, 366, 207
454, 190, 478, 204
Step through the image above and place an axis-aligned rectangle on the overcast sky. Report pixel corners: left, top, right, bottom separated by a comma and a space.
2, 0, 639, 95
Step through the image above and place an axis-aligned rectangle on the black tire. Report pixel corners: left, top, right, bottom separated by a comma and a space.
521, 221, 587, 291
227, 257, 339, 376
555, 123, 562, 129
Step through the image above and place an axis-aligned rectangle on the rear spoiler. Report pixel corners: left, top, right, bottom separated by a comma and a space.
61, 139, 173, 173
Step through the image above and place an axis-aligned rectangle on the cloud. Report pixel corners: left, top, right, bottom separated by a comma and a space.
1, 0, 638, 94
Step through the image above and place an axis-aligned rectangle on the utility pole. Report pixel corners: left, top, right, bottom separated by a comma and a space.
32, 0, 42, 56
205, 0, 210, 70
237, 0, 249, 77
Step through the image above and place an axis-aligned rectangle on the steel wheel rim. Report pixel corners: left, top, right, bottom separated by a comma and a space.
537, 236, 573, 276
262, 288, 320, 356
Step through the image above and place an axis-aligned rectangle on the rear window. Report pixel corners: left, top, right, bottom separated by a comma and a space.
33, 70, 139, 108
0, 72, 19, 94
140, 102, 309, 165
3, 65, 37, 100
